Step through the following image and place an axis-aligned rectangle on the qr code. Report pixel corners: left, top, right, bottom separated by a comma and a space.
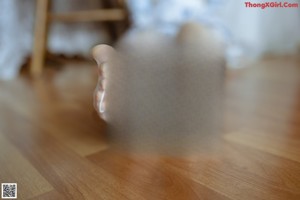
1, 183, 17, 199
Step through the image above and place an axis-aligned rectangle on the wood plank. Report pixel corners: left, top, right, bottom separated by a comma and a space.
0, 133, 53, 200
1, 57, 300, 199
218, 143, 300, 194
164, 143, 300, 200
87, 150, 232, 200
49, 9, 126, 22
0, 105, 146, 200
224, 130, 300, 163
28, 190, 66, 200
0, 69, 107, 157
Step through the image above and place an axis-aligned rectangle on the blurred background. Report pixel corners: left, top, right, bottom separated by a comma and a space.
0, 0, 299, 79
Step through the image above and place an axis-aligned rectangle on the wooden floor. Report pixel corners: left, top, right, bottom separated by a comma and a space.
0, 57, 300, 199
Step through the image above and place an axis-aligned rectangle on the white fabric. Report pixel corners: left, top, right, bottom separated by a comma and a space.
218, 0, 300, 60
0, 0, 33, 79
127, 0, 300, 67
0, 0, 108, 80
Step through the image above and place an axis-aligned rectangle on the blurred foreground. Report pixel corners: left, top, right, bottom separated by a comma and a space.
93, 25, 225, 156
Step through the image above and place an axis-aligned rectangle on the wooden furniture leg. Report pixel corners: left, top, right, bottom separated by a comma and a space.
30, 0, 49, 76
30, 0, 128, 76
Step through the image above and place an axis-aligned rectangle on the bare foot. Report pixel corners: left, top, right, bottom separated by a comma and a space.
92, 44, 116, 116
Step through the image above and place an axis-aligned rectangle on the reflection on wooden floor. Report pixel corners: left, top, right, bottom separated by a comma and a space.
0, 57, 300, 199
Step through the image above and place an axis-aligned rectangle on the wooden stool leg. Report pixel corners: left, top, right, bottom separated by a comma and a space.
30, 0, 49, 76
